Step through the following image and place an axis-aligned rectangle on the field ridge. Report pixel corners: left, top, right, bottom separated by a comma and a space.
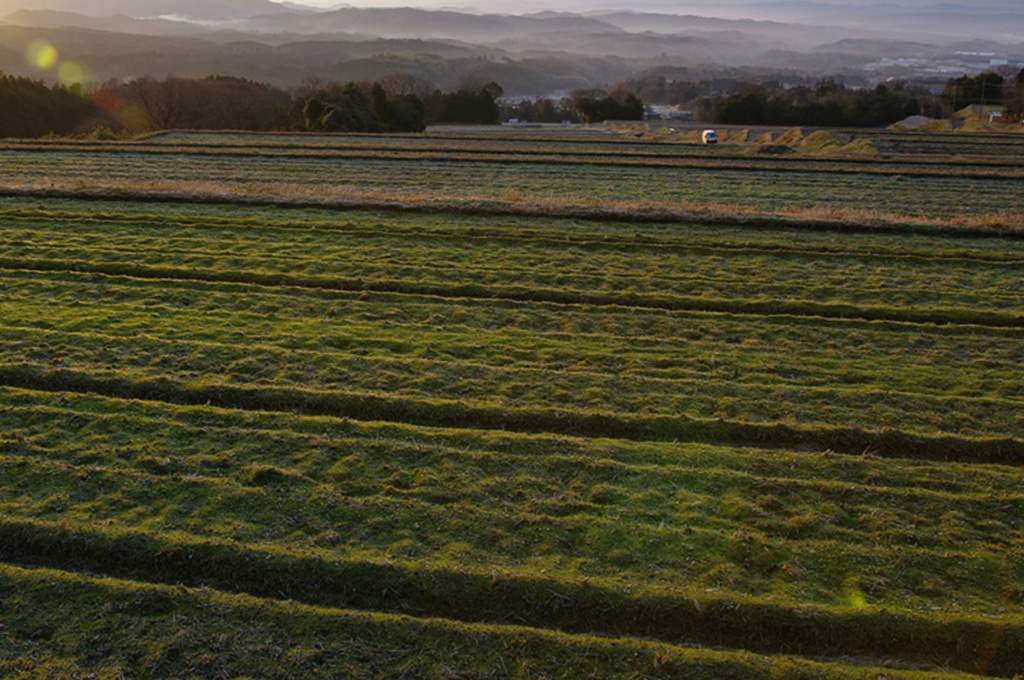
1, 185, 1023, 234
3, 562, 981, 680
3, 256, 1023, 329
2, 364, 1022, 464
0, 515, 1019, 676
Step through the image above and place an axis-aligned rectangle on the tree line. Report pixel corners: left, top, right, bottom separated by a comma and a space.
1006, 69, 1024, 122
4, 67, 1023, 137
0, 71, 647, 139
0, 73, 509, 138
0, 74, 99, 138
625, 69, 1024, 126
702, 80, 926, 127
500, 86, 644, 125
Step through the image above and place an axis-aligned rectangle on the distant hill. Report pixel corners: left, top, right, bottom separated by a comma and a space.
228, 7, 624, 42
0, 23, 492, 87
2, 9, 217, 35
0, 0, 285, 20
0, 2, 1021, 97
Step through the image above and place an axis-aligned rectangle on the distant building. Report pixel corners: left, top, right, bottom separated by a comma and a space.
645, 105, 694, 121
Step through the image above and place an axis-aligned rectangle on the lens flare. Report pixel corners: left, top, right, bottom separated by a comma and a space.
58, 60, 92, 88
26, 39, 59, 70
92, 89, 122, 114
118, 104, 151, 134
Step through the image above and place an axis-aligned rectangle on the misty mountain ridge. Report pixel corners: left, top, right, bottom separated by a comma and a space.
6, 1, 1021, 44
2, 0, 1023, 21
228, 7, 629, 42
0, 0, 1021, 98
1, 10, 223, 36
0, 0, 285, 20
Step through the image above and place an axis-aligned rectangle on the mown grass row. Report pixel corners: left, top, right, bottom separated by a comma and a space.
0, 516, 1020, 676
3, 260, 1022, 441
5, 251, 1023, 327
2, 378, 1024, 667
37, 143, 1021, 180
2, 385, 1022, 620
18, 128, 1024, 171
3, 139, 1024, 220
2, 351, 1023, 465
868, 129, 1024, 158
0, 196, 1019, 421
0, 563, 974, 680
3, 201, 1023, 314
4, 180, 1023, 235
6, 196, 1024, 252
6, 237, 1023, 321
9, 262, 1021, 385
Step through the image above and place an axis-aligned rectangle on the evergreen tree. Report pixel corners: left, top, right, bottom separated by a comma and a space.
0, 73, 97, 138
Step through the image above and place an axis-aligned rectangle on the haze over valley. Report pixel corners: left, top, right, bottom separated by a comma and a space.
1, 0, 1022, 97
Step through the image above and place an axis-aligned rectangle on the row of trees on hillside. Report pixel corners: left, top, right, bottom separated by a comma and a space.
112, 76, 291, 131
0, 72, 508, 138
940, 72, 1005, 108
702, 80, 926, 127
625, 74, 723, 109
1005, 69, 1024, 122
501, 97, 573, 123
300, 78, 506, 132
0, 69, 646, 138
570, 87, 645, 124
301, 82, 427, 133
0, 74, 100, 138
501, 87, 645, 125
5, 67, 1023, 137
625, 69, 1024, 126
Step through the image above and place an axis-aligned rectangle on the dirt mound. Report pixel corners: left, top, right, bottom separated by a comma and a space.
891, 115, 936, 130
774, 128, 804, 145
841, 138, 878, 154
725, 129, 750, 143
799, 130, 844, 150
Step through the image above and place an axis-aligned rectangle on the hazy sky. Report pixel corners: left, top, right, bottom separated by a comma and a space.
269, 0, 1024, 12
273, 0, 1024, 6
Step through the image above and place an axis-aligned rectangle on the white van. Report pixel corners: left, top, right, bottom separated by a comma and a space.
702, 129, 718, 144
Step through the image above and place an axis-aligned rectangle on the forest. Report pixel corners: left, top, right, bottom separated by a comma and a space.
1, 67, 1023, 138
629, 70, 1024, 126
0, 73, 507, 137
705, 80, 928, 128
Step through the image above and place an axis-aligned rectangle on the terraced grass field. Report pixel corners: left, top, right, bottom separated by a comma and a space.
3, 125, 1024, 222
0, 127, 1022, 679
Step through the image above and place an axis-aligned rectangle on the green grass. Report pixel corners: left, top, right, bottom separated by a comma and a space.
2, 386, 1023, 618
0, 388, 1021, 676
3, 563, 985, 680
3, 201, 1024, 313
0, 199, 1021, 445
2, 129, 1024, 222
0, 128, 1021, 678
